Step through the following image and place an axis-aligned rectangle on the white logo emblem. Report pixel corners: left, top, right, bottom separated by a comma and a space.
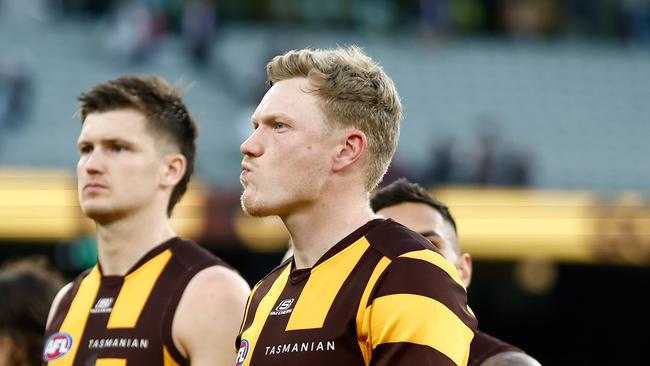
43, 333, 73, 362
276, 299, 294, 311
90, 297, 114, 314
270, 298, 295, 316
235, 339, 250, 366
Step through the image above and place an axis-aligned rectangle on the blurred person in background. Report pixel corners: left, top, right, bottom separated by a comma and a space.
103, 1, 160, 64
236, 46, 476, 365
371, 178, 542, 366
622, 0, 650, 42
0, 257, 64, 366
182, 0, 217, 66
0, 58, 33, 132
43, 75, 249, 365
418, 0, 452, 38
471, 116, 532, 187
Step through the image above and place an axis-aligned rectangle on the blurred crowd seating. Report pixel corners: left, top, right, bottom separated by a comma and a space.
1, 0, 649, 194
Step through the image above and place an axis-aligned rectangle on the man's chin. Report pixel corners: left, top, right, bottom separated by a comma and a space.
82, 205, 119, 223
240, 200, 263, 217
240, 196, 273, 217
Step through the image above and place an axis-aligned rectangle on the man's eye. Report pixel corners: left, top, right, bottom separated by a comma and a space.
112, 145, 127, 152
79, 146, 92, 154
427, 236, 444, 249
274, 122, 286, 129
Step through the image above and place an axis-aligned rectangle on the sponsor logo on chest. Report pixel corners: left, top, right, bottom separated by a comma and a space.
43, 332, 73, 362
90, 297, 114, 314
87, 337, 150, 350
264, 340, 336, 356
270, 298, 295, 316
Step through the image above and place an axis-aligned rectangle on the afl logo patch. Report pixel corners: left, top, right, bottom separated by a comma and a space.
235, 339, 250, 366
43, 332, 73, 362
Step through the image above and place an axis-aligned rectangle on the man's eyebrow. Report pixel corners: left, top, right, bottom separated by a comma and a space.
102, 138, 133, 145
77, 138, 133, 146
418, 230, 441, 238
253, 112, 295, 124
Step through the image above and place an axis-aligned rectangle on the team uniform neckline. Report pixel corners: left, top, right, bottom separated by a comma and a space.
288, 219, 385, 284
95, 236, 180, 281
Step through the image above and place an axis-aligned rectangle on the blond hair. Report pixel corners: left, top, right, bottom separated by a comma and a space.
266, 46, 402, 190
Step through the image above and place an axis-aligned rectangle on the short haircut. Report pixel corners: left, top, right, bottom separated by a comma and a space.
370, 178, 458, 235
0, 257, 65, 366
266, 46, 402, 190
78, 75, 197, 216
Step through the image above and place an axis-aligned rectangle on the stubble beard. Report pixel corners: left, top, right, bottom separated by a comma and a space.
240, 185, 294, 218
82, 204, 123, 225
240, 169, 325, 218
81, 195, 134, 226
241, 187, 319, 219
240, 180, 271, 217
240, 191, 268, 217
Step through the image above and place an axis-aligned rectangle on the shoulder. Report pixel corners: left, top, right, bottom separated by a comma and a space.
471, 331, 523, 355
365, 219, 438, 259
367, 223, 477, 333
370, 249, 476, 327
46, 282, 73, 329
364, 255, 476, 365
168, 238, 227, 268
363, 220, 470, 310
480, 351, 542, 366
372, 227, 467, 298
177, 265, 250, 312
45, 268, 96, 330
471, 331, 539, 366
172, 265, 250, 359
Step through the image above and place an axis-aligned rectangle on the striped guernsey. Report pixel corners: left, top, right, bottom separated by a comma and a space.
236, 219, 477, 366
43, 237, 227, 366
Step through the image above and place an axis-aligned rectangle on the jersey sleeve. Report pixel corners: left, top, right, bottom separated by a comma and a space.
366, 249, 477, 366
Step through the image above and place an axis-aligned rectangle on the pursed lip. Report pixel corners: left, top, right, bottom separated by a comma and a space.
241, 162, 253, 176
83, 182, 107, 191
240, 162, 254, 186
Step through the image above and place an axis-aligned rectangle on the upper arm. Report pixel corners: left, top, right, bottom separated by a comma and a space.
46, 282, 73, 329
172, 266, 251, 366
367, 253, 477, 366
480, 351, 542, 366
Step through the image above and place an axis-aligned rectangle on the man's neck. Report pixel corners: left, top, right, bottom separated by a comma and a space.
95, 208, 176, 276
286, 192, 378, 270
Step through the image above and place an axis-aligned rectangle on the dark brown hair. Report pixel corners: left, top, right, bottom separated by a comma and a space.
78, 75, 197, 216
0, 257, 65, 366
370, 178, 458, 234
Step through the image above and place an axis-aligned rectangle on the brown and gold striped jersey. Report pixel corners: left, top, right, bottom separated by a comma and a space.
43, 237, 228, 366
236, 219, 477, 366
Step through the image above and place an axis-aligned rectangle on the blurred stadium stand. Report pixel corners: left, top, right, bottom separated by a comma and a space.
1, 1, 649, 191
1, 1, 649, 364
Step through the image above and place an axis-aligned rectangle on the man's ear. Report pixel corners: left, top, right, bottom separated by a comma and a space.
458, 253, 473, 288
161, 153, 187, 188
332, 130, 367, 173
